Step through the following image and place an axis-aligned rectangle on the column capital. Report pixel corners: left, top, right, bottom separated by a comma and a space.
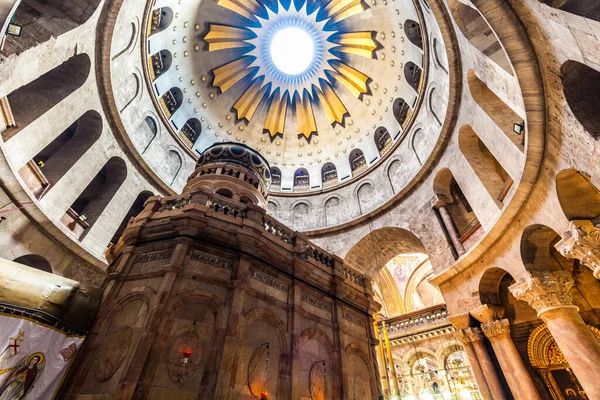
509, 270, 576, 316
555, 220, 600, 278
456, 327, 485, 343
470, 304, 505, 324
430, 193, 450, 209
481, 319, 510, 339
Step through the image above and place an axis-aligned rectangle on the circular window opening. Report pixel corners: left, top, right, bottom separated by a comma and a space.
269, 27, 315, 75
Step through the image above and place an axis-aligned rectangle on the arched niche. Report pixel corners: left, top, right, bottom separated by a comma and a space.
357, 182, 377, 215
393, 98, 411, 129
447, 0, 512, 74
542, 0, 599, 21
141, 115, 159, 154
432, 37, 448, 74
433, 168, 482, 250
556, 169, 600, 220
458, 124, 513, 207
349, 149, 366, 176
345, 346, 376, 399
293, 168, 310, 190
300, 329, 339, 400
374, 127, 392, 155
165, 149, 182, 185
62, 157, 128, 239
468, 70, 524, 151
386, 159, 401, 194
324, 196, 341, 227
109, 190, 153, 246
561, 61, 600, 140
267, 201, 278, 214
292, 202, 310, 230
404, 19, 423, 50
149, 7, 174, 35
2, 0, 102, 57
4, 54, 91, 141
271, 167, 282, 187
149, 50, 173, 81
179, 118, 202, 148
160, 87, 184, 118
13, 254, 52, 273
321, 162, 338, 188
404, 62, 423, 93
19, 110, 102, 198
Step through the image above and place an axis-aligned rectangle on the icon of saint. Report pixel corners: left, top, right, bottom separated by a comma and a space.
0, 352, 45, 400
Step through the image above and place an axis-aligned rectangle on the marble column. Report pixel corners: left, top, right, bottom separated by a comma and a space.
510, 270, 600, 400
555, 220, 600, 279
431, 193, 465, 256
458, 327, 507, 400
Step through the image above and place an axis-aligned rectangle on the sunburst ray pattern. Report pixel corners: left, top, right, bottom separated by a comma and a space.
204, 0, 378, 140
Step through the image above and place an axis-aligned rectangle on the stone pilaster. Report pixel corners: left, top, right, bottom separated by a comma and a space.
555, 220, 600, 279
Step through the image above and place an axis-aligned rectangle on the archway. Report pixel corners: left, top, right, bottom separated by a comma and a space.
561, 61, 600, 140
13, 254, 52, 273
556, 169, 600, 221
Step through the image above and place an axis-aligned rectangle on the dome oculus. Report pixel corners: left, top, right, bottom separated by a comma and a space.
203, 0, 379, 140
270, 27, 315, 75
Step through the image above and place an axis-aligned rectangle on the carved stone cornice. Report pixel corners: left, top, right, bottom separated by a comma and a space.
555, 220, 600, 279
430, 193, 450, 209
481, 319, 510, 339
509, 271, 576, 315
456, 327, 484, 344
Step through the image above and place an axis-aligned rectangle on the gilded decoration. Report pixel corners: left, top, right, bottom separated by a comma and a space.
509, 271, 575, 315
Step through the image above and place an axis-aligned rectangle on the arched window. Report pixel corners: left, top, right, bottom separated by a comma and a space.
468, 70, 524, 151
62, 157, 127, 239
216, 188, 233, 198
542, 0, 599, 22
374, 127, 393, 155
447, 0, 512, 74
4, 54, 91, 141
458, 124, 513, 206
561, 61, 600, 140
1, 0, 102, 57
160, 87, 183, 118
13, 254, 52, 273
19, 110, 103, 198
109, 191, 153, 246
149, 50, 172, 81
321, 162, 338, 188
393, 98, 411, 128
179, 118, 202, 148
404, 19, 423, 50
149, 7, 174, 35
404, 62, 422, 93
271, 167, 282, 187
349, 149, 367, 176
294, 168, 310, 190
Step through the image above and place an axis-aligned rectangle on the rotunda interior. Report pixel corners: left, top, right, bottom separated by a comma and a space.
1, 0, 600, 398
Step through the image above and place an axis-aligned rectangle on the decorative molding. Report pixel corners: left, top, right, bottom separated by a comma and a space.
250, 268, 288, 292
342, 310, 366, 327
63, 259, 106, 287
481, 319, 510, 339
555, 220, 600, 278
301, 291, 332, 312
509, 271, 575, 315
190, 251, 233, 270
134, 250, 173, 264
528, 324, 600, 368
457, 327, 484, 344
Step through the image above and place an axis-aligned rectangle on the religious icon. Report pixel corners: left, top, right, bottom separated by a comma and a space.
0, 352, 45, 399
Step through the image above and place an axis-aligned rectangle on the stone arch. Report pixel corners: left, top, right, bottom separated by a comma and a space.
432, 36, 448, 74
324, 196, 341, 227
160, 87, 184, 118
109, 190, 154, 246
345, 343, 377, 400
427, 85, 443, 126
404, 62, 422, 93
561, 61, 600, 140
402, 347, 441, 371
149, 7, 174, 35
300, 327, 340, 400
292, 201, 310, 230
446, 0, 512, 74
349, 148, 366, 176
542, 0, 599, 21
374, 127, 392, 155
141, 113, 160, 154
293, 167, 310, 190
344, 227, 426, 277
4, 53, 91, 141
149, 50, 173, 81
21, 110, 102, 198
556, 169, 600, 221
520, 224, 573, 273
468, 69, 524, 151
404, 19, 423, 50
393, 98, 411, 128
404, 260, 442, 312
13, 254, 52, 273
118, 71, 141, 113
458, 124, 513, 207
2, 0, 103, 57
64, 156, 128, 238
165, 149, 183, 185
436, 341, 465, 368
321, 162, 338, 188
356, 182, 377, 215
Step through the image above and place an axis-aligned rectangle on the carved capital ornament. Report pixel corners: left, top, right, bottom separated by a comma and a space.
555, 220, 600, 279
457, 327, 484, 343
509, 271, 576, 316
481, 319, 510, 339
